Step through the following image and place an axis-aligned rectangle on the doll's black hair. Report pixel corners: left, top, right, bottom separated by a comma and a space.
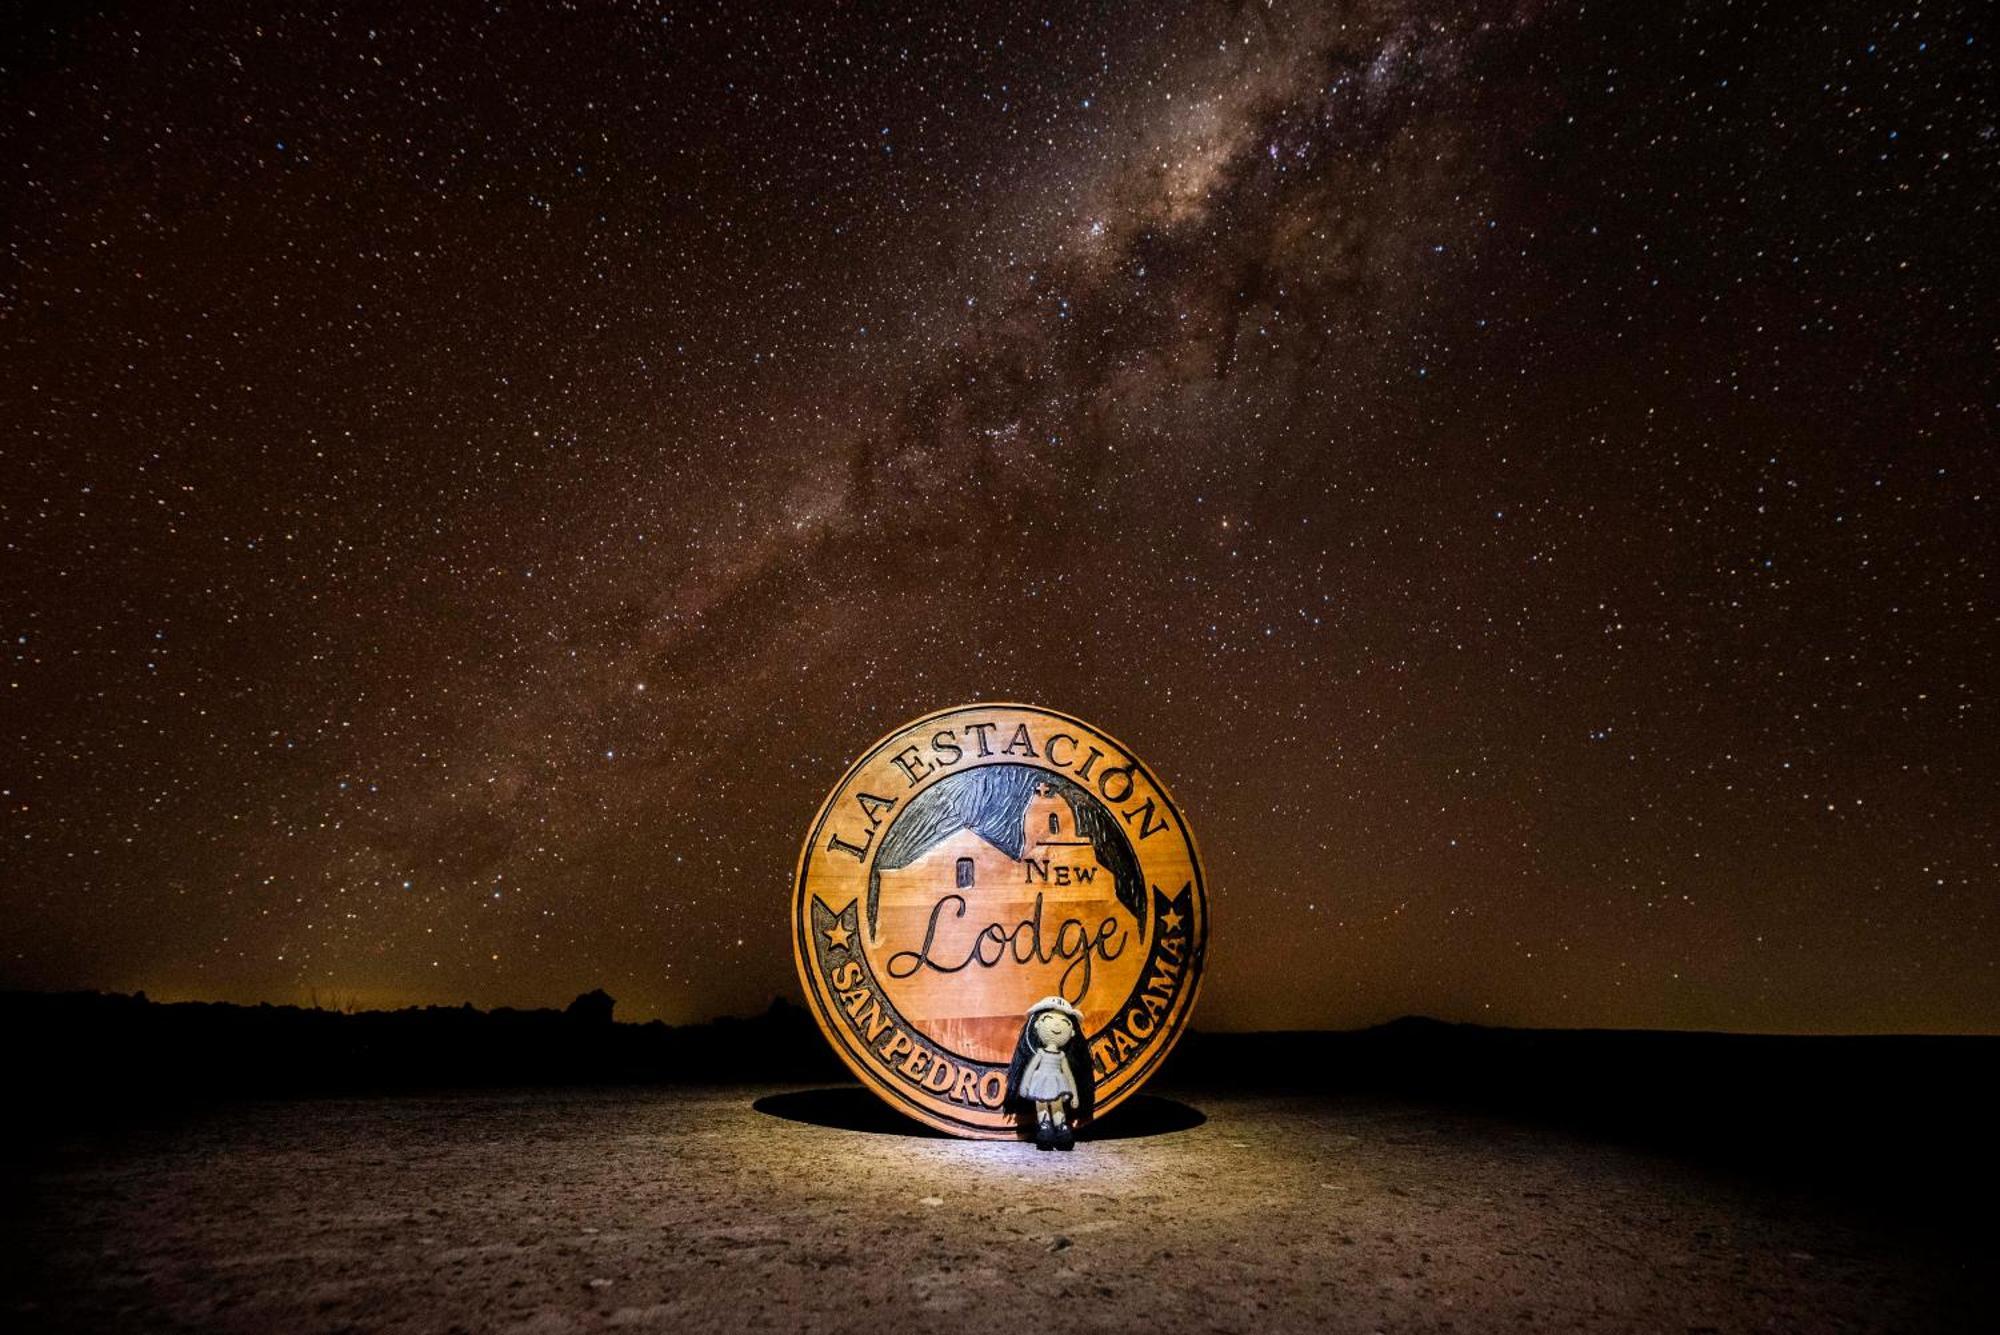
1003, 1002, 1096, 1126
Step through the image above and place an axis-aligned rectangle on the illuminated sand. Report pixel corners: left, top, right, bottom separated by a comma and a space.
10, 1086, 1985, 1332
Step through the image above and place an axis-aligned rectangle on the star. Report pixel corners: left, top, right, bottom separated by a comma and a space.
6, 0, 1983, 1039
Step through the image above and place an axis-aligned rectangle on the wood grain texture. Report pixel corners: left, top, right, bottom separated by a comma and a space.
792, 703, 1207, 1138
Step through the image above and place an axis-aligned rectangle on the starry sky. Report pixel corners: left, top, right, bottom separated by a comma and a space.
4, 1, 1994, 1033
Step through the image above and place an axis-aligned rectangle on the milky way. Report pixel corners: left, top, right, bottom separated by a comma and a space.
4, 1, 1994, 1031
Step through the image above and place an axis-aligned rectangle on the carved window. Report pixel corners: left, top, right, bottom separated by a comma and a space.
955, 856, 974, 889
1048, 812, 1061, 835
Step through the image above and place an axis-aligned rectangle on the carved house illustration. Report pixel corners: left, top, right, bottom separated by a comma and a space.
872, 784, 1139, 1062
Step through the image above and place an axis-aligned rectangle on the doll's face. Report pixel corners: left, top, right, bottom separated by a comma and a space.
1032, 1011, 1076, 1049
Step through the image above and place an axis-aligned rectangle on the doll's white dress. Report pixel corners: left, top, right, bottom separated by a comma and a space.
1019, 1048, 1077, 1102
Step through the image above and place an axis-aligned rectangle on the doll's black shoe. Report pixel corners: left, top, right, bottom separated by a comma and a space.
1035, 1119, 1056, 1150
1055, 1123, 1076, 1151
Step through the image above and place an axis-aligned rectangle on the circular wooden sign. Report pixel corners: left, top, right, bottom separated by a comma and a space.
792, 703, 1207, 1138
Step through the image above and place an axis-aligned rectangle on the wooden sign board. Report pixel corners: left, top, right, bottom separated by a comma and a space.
792, 703, 1208, 1138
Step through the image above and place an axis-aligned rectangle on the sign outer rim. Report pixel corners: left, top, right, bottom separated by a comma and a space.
789, 701, 1209, 1139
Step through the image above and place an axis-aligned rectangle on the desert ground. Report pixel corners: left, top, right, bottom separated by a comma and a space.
5, 1084, 1988, 1333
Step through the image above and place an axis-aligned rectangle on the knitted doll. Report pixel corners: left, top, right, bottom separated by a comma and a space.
1005, 995, 1095, 1150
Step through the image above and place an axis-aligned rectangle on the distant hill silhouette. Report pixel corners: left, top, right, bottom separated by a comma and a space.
6, 990, 1995, 1209
2, 989, 845, 1108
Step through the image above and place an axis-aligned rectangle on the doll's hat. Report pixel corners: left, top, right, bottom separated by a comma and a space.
1025, 995, 1084, 1024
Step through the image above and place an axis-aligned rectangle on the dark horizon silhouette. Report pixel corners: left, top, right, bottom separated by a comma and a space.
14, 983, 1999, 1041
12, 985, 1994, 1210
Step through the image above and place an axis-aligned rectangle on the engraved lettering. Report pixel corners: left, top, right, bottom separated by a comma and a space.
1098, 763, 1136, 803
890, 747, 932, 786
885, 891, 1126, 1005
827, 829, 873, 861
1122, 795, 1168, 840
853, 992, 892, 1044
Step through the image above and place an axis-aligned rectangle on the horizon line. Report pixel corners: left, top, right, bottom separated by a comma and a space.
6, 987, 1995, 1041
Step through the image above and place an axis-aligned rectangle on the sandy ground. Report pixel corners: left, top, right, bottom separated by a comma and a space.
5, 1084, 1987, 1333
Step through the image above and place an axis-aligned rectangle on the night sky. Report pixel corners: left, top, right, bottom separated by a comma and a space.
4, 1, 1993, 1034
